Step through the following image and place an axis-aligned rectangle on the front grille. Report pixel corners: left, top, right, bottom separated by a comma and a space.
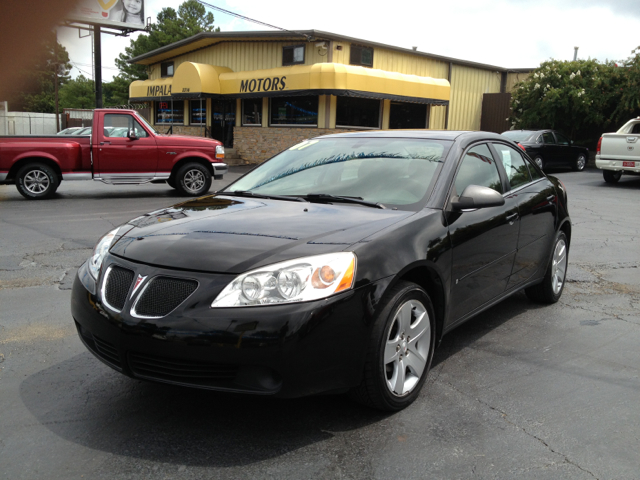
128, 352, 238, 386
104, 266, 134, 311
134, 277, 198, 317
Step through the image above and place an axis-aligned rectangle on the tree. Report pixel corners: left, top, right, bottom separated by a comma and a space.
115, 0, 219, 82
611, 49, 640, 125
59, 75, 96, 109
103, 76, 132, 106
508, 59, 621, 143
11, 31, 72, 113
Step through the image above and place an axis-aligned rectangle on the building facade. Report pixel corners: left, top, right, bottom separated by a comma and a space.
129, 30, 529, 163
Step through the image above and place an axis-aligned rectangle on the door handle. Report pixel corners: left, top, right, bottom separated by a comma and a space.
506, 213, 519, 224
547, 195, 555, 202
100, 141, 111, 145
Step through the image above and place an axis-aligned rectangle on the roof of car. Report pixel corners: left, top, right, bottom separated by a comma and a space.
317, 130, 507, 142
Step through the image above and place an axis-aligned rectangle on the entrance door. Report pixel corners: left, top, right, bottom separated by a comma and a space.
211, 100, 235, 148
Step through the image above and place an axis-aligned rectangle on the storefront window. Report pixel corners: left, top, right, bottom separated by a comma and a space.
270, 96, 318, 126
155, 100, 184, 124
190, 100, 206, 125
389, 102, 428, 129
336, 97, 380, 128
242, 98, 262, 126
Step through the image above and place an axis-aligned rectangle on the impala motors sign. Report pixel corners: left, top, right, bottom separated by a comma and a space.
66, 0, 147, 31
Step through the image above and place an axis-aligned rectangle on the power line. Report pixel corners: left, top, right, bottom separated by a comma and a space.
196, 1, 313, 42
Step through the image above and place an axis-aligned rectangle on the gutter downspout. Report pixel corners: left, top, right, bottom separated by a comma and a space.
444, 62, 452, 130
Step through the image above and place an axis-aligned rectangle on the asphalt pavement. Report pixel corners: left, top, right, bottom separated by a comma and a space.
0, 167, 638, 479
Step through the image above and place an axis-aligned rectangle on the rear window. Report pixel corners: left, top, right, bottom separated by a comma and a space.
501, 131, 535, 143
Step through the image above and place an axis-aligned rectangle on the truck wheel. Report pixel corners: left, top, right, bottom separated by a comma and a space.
573, 154, 587, 171
175, 162, 212, 196
16, 163, 60, 200
603, 170, 622, 183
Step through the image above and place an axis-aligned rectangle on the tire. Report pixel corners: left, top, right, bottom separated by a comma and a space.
174, 162, 212, 197
16, 162, 60, 200
525, 231, 569, 304
349, 281, 436, 411
603, 170, 622, 183
533, 156, 544, 170
573, 154, 587, 172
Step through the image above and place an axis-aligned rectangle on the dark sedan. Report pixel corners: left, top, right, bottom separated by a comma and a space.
71, 131, 571, 411
502, 129, 588, 172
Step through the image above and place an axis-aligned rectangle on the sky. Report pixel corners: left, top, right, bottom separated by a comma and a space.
57, 0, 640, 82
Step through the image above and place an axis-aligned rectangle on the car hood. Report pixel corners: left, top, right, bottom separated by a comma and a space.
110, 195, 415, 273
154, 134, 222, 147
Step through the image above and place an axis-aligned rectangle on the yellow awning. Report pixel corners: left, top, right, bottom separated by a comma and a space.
129, 77, 173, 101
129, 62, 450, 105
219, 63, 450, 104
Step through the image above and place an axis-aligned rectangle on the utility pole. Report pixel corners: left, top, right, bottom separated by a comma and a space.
54, 31, 60, 132
94, 25, 103, 108
573, 46, 579, 61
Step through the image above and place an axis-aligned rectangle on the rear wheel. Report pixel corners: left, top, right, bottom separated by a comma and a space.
533, 156, 544, 170
603, 170, 622, 183
16, 163, 60, 199
175, 162, 212, 196
573, 154, 587, 171
525, 231, 568, 304
349, 281, 436, 411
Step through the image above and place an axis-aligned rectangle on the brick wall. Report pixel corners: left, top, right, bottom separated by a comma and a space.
234, 127, 361, 164
168, 125, 208, 137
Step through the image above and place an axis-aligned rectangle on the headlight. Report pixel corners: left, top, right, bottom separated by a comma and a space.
211, 252, 356, 307
88, 228, 119, 279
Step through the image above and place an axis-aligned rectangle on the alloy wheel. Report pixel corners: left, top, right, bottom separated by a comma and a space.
384, 299, 430, 397
551, 238, 567, 295
24, 170, 50, 194
576, 155, 586, 171
183, 169, 205, 193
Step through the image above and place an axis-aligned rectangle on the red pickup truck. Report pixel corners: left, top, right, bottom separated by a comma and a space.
0, 109, 227, 199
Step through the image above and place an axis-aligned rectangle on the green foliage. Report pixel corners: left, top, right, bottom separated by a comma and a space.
59, 75, 96, 109
509, 55, 640, 144
115, 0, 219, 81
12, 32, 72, 113
103, 76, 131, 106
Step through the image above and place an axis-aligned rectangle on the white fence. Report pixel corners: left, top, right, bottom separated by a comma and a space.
0, 102, 62, 135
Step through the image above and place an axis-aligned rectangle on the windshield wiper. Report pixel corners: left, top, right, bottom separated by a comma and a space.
305, 193, 386, 209
220, 190, 307, 203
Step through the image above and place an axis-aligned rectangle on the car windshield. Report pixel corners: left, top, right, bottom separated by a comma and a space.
225, 137, 451, 208
502, 131, 534, 142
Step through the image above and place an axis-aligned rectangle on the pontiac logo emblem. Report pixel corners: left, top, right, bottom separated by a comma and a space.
131, 274, 146, 297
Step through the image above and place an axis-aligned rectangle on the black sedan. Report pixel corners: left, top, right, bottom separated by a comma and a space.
502, 129, 589, 172
71, 131, 571, 411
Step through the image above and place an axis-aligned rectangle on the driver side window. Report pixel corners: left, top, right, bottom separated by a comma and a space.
455, 144, 503, 196
103, 114, 149, 138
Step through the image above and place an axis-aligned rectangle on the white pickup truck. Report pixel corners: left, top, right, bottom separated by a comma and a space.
596, 117, 640, 183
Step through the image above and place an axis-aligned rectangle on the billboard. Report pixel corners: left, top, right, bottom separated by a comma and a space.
66, 0, 147, 31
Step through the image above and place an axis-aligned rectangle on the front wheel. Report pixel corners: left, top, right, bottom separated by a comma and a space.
349, 281, 436, 411
16, 162, 60, 199
175, 162, 212, 196
525, 231, 569, 304
533, 156, 544, 170
603, 170, 622, 183
573, 154, 587, 171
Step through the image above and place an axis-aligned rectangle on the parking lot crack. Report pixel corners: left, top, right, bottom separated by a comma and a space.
443, 381, 599, 478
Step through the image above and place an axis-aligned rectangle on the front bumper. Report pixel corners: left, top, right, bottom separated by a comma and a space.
71, 256, 384, 398
211, 163, 228, 177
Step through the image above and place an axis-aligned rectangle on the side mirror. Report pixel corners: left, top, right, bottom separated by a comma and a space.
451, 185, 505, 210
127, 128, 138, 140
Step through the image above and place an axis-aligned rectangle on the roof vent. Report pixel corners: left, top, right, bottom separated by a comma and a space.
412, 46, 418, 51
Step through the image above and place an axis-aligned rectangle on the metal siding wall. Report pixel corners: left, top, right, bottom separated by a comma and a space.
506, 72, 530, 93
373, 48, 449, 79
449, 65, 501, 131
430, 106, 446, 129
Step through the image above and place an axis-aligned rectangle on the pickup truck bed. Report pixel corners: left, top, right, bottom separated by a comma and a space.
596, 117, 640, 183
0, 109, 227, 199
